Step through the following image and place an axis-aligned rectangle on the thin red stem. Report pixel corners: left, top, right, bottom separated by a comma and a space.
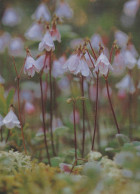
81, 76, 86, 157
17, 78, 27, 154
86, 50, 95, 68
39, 76, 51, 166
49, 51, 56, 156
105, 79, 120, 134
89, 40, 97, 60
91, 72, 99, 150
73, 102, 77, 165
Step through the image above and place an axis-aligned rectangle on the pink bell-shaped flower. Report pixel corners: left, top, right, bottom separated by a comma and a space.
32, 3, 51, 21
2, 7, 21, 27
63, 54, 90, 77
116, 74, 136, 94
25, 22, 43, 41
123, 0, 139, 18
124, 50, 137, 69
55, 1, 73, 19
51, 24, 61, 43
94, 53, 113, 76
115, 30, 128, 48
39, 30, 55, 52
24, 53, 40, 77
24, 102, 35, 115
3, 108, 21, 129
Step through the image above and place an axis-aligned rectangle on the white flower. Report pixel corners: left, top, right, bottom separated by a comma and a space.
112, 52, 125, 76
36, 54, 50, 73
8, 37, 24, 57
39, 31, 55, 52
2, 7, 21, 27
32, 3, 51, 21
52, 57, 66, 78
115, 30, 128, 48
116, 74, 136, 94
123, 0, 139, 18
124, 50, 137, 69
91, 33, 103, 51
0, 32, 11, 53
63, 54, 90, 77
25, 22, 43, 41
3, 109, 21, 129
55, 1, 73, 19
94, 53, 113, 76
24, 55, 40, 77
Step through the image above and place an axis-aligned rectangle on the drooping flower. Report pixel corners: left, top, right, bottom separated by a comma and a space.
3, 109, 21, 129
24, 52, 40, 77
63, 54, 90, 77
55, 1, 73, 19
116, 74, 136, 94
115, 30, 128, 48
94, 53, 113, 76
32, 3, 51, 21
24, 102, 35, 115
38, 30, 55, 52
112, 51, 125, 76
8, 37, 24, 57
0, 32, 11, 53
25, 22, 43, 41
123, 0, 139, 18
36, 54, 50, 73
52, 56, 66, 78
2, 7, 21, 27
124, 50, 137, 69
51, 24, 61, 43
91, 33, 103, 51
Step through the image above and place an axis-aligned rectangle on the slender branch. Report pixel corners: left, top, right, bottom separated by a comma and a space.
105, 79, 120, 134
49, 51, 56, 156
86, 50, 95, 68
39, 76, 51, 166
91, 72, 99, 150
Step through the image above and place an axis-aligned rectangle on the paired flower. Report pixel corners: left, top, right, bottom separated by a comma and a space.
124, 50, 137, 69
63, 54, 90, 77
116, 74, 136, 94
24, 52, 40, 77
32, 3, 51, 21
39, 30, 55, 52
2, 7, 21, 27
55, 1, 73, 19
3, 108, 21, 129
25, 22, 43, 41
94, 53, 113, 76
